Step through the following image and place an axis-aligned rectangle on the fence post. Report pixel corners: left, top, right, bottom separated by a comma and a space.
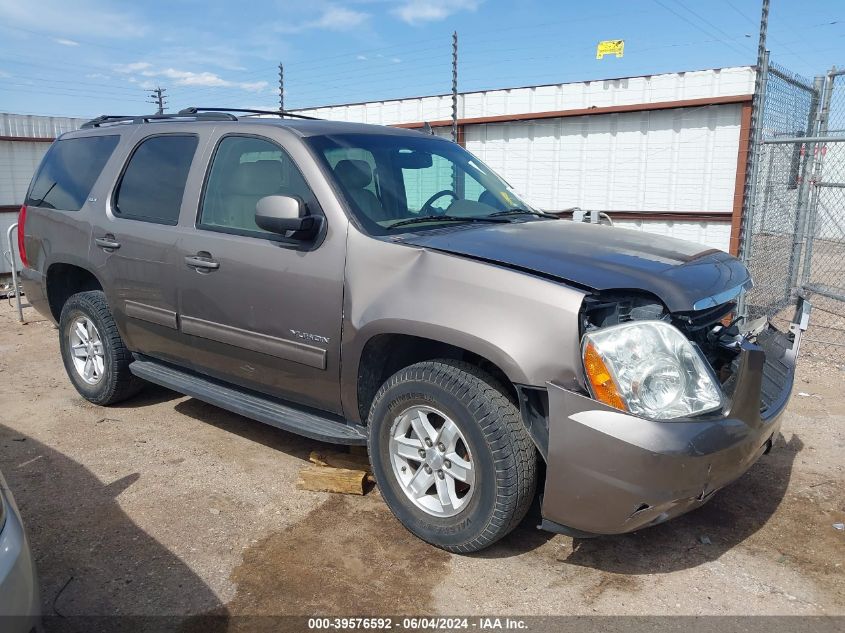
787, 75, 825, 294
800, 68, 836, 288
5, 223, 23, 323
451, 31, 458, 143
737, 50, 769, 317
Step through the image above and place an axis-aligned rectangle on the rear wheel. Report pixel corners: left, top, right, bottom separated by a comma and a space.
367, 359, 537, 553
59, 290, 143, 405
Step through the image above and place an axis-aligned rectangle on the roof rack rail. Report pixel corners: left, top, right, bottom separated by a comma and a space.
81, 111, 237, 129
178, 107, 320, 121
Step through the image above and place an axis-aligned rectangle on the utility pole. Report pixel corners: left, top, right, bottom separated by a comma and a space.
736, 0, 769, 315
451, 31, 458, 143
278, 63, 285, 114
147, 86, 167, 114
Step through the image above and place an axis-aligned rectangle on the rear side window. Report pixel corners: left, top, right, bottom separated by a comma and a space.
25, 135, 119, 211
114, 135, 198, 225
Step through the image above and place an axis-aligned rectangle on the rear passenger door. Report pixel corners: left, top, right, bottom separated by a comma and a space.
176, 133, 346, 413
90, 131, 205, 366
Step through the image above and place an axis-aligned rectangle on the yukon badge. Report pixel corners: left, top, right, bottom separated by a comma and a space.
290, 329, 330, 345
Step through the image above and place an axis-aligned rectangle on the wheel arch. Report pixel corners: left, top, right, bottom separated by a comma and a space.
46, 262, 104, 322
348, 326, 526, 424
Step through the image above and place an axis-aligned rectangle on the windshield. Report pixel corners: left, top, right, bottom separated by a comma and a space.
307, 133, 535, 234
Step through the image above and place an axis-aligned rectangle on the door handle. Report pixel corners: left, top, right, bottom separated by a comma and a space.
95, 235, 121, 250
184, 254, 220, 271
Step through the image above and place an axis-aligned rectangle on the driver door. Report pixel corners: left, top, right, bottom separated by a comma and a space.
176, 133, 347, 413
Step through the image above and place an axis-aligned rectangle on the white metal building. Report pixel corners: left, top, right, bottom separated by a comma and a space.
1, 113, 87, 273
296, 66, 756, 254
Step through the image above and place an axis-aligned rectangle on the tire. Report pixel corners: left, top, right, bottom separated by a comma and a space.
59, 290, 144, 405
367, 359, 537, 553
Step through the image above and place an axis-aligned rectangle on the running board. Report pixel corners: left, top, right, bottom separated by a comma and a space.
129, 358, 367, 445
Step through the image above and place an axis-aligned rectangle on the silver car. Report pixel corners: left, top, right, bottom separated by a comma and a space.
0, 469, 41, 632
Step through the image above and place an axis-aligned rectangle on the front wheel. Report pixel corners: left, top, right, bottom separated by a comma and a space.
367, 360, 537, 553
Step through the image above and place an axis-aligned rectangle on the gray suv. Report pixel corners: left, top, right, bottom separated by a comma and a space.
17, 109, 810, 552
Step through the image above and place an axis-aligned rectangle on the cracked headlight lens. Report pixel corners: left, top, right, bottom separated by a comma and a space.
582, 320, 723, 420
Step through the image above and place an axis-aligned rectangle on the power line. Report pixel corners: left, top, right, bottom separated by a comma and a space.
175, 47, 448, 101
722, 0, 815, 67
175, 21, 762, 106
0, 84, 144, 103
652, 0, 754, 59
0, 74, 153, 96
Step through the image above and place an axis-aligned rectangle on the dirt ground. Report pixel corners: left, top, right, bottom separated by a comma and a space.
0, 300, 843, 626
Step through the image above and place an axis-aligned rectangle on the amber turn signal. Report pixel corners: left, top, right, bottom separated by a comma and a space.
583, 342, 627, 411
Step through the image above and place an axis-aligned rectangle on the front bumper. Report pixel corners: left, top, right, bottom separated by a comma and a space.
0, 474, 41, 631
539, 298, 810, 536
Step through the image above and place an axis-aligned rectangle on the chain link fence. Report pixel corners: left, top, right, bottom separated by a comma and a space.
743, 61, 845, 360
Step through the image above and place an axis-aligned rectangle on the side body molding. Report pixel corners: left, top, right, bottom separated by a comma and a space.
125, 300, 177, 329
123, 303, 328, 370
180, 316, 328, 370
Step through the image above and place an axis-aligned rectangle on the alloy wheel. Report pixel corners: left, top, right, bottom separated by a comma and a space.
68, 315, 105, 385
388, 405, 475, 517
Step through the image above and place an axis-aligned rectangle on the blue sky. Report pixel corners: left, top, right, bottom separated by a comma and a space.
0, 0, 842, 118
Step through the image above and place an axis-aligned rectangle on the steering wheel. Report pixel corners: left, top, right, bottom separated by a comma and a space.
420, 190, 459, 215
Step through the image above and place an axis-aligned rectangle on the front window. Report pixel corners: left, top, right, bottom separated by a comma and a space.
199, 135, 316, 238
308, 133, 534, 234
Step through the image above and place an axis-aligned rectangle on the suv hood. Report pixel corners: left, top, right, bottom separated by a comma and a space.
398, 220, 750, 312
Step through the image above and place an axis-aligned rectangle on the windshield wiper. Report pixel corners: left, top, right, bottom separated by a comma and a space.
387, 214, 511, 229
486, 208, 559, 219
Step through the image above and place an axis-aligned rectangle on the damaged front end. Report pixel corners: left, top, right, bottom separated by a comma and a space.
536, 293, 811, 537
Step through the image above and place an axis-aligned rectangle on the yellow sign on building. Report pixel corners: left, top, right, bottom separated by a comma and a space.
596, 40, 624, 59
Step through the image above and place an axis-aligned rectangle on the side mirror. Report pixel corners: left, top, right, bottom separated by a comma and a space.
255, 195, 321, 240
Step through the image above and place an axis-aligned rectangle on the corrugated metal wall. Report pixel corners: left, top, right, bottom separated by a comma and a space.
613, 219, 732, 248
1, 212, 23, 274
0, 142, 50, 208
463, 104, 742, 214
0, 112, 85, 138
296, 67, 755, 252
296, 67, 755, 125
1, 113, 87, 273
0, 113, 86, 207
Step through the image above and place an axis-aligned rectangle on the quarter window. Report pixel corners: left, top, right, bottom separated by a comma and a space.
114, 135, 198, 225
26, 135, 119, 211
199, 136, 314, 236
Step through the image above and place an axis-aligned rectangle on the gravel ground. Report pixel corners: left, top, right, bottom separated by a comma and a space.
0, 300, 843, 627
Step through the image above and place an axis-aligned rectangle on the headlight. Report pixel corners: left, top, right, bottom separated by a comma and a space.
582, 320, 723, 420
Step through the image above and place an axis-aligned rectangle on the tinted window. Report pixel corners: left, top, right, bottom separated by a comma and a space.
115, 135, 198, 225
26, 135, 119, 211
199, 136, 314, 236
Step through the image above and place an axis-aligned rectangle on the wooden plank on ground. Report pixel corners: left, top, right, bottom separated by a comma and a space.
296, 465, 367, 495
309, 450, 372, 474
